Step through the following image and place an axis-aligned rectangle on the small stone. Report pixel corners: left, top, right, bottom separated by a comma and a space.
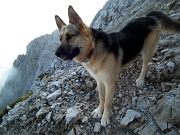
66, 106, 83, 128
29, 105, 36, 112
63, 90, 68, 94
71, 72, 76, 75
132, 96, 138, 107
47, 90, 61, 101
148, 85, 155, 89
149, 96, 156, 102
136, 96, 147, 109
41, 92, 47, 97
161, 49, 169, 53
148, 62, 154, 66
156, 120, 167, 131
167, 123, 173, 129
139, 90, 143, 94
54, 114, 65, 124
146, 71, 152, 78
121, 108, 126, 113
113, 106, 119, 111
152, 58, 158, 61
42, 120, 46, 124
167, 62, 175, 72
138, 123, 157, 135
45, 131, 49, 135
37, 123, 41, 127
165, 130, 178, 135
79, 91, 84, 94
120, 109, 141, 126
143, 87, 148, 91
156, 65, 164, 71
68, 90, 74, 95
67, 128, 75, 135
81, 116, 88, 123
167, 62, 175, 68
86, 81, 94, 88
20, 115, 27, 121
116, 115, 121, 120
94, 122, 101, 132
51, 103, 57, 109
47, 81, 61, 88
36, 107, 51, 118
6, 106, 11, 110
119, 94, 122, 97
163, 50, 175, 60
46, 111, 52, 122
84, 93, 90, 100
7, 115, 19, 122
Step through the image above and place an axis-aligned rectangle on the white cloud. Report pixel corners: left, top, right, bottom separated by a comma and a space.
0, 66, 17, 92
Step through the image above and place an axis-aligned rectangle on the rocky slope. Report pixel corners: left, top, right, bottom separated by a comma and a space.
0, 30, 61, 111
1, 0, 180, 134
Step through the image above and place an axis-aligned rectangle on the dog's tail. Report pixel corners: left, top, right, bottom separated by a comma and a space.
147, 11, 180, 33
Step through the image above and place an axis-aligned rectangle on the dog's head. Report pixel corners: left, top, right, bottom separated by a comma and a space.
55, 6, 94, 63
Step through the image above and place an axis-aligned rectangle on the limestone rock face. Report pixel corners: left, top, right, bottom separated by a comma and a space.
91, 0, 180, 33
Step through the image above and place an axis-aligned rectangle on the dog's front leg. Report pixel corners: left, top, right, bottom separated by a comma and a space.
101, 82, 116, 127
92, 81, 105, 119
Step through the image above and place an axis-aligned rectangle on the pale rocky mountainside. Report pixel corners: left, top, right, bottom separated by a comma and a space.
1, 0, 180, 134
0, 31, 77, 112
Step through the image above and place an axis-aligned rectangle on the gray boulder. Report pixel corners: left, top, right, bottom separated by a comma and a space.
149, 89, 180, 130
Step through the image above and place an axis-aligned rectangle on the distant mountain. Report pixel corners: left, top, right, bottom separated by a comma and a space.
0, 30, 60, 111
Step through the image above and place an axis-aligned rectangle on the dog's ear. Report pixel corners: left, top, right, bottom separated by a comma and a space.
68, 5, 83, 29
55, 15, 66, 30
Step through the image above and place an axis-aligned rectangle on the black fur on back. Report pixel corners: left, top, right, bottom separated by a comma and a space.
91, 28, 120, 57
91, 16, 158, 65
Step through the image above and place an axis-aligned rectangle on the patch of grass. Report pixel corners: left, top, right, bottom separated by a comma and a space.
89, 77, 94, 81
38, 73, 47, 80
38, 73, 52, 80
0, 90, 33, 123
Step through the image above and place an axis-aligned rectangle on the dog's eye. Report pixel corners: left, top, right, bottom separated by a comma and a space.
60, 36, 62, 41
66, 34, 74, 41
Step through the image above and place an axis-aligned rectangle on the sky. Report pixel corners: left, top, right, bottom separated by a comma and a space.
0, 0, 107, 90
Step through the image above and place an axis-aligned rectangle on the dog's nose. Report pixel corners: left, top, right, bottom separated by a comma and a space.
55, 49, 61, 57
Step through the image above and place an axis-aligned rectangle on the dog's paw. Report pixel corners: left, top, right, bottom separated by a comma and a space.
101, 116, 110, 127
92, 107, 103, 119
136, 77, 144, 87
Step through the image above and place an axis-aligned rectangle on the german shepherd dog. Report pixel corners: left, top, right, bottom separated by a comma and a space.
55, 6, 180, 127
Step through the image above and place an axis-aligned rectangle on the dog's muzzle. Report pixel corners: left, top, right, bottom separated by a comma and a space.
55, 45, 80, 61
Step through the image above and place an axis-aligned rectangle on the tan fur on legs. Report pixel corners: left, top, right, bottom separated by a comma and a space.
101, 82, 117, 127
89, 53, 119, 127
92, 81, 105, 119
136, 29, 161, 87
